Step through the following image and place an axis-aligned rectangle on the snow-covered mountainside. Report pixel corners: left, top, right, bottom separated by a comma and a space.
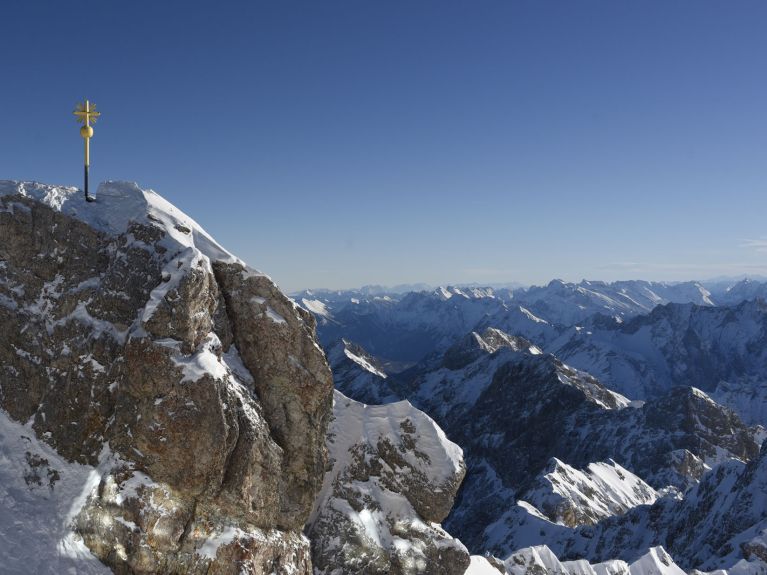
307, 286, 525, 365
470, 541, 767, 575
716, 278, 767, 306
326, 326, 762, 562
307, 390, 470, 574
519, 458, 660, 527
550, 300, 767, 422
510, 279, 715, 326
494, 437, 767, 573
0, 409, 111, 574
500, 544, 689, 575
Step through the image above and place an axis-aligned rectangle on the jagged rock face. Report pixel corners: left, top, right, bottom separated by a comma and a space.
442, 329, 538, 371
563, 386, 761, 490
212, 261, 333, 528
307, 390, 470, 575
0, 181, 333, 574
459, 381, 759, 556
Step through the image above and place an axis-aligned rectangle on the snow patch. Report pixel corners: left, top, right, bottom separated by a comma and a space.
0, 409, 110, 574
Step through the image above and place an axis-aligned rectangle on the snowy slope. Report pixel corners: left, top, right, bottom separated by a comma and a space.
487, 439, 767, 573
325, 339, 399, 405
307, 390, 469, 574
480, 543, 765, 575
509, 279, 714, 326
521, 458, 659, 527
0, 180, 241, 267
0, 409, 109, 574
465, 556, 505, 574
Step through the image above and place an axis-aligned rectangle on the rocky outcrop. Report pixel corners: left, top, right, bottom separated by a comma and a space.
307, 390, 470, 575
0, 181, 333, 574
326, 338, 399, 405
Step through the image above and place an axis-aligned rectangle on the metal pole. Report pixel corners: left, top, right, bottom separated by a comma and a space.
84, 136, 90, 201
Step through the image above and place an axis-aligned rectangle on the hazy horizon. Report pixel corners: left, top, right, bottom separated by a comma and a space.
290, 273, 767, 296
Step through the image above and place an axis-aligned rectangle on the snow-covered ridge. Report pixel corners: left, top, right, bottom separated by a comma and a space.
321, 390, 464, 490
300, 298, 332, 319
500, 544, 691, 575
520, 458, 659, 527
326, 339, 398, 405
469, 542, 767, 575
0, 180, 243, 268
435, 286, 496, 300
341, 340, 388, 379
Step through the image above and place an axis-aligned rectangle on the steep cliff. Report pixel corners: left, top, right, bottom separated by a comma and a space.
0, 180, 334, 574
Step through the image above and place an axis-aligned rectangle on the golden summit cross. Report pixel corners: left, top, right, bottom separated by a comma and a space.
74, 100, 101, 202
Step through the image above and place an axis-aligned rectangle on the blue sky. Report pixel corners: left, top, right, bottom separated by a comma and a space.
1, 1, 766, 292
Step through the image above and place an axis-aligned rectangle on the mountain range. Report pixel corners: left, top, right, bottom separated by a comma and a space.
306, 279, 767, 573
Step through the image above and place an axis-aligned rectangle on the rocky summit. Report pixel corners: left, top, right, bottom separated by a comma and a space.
0, 181, 336, 574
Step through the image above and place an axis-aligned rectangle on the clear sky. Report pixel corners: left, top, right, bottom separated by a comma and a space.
1, 1, 766, 292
